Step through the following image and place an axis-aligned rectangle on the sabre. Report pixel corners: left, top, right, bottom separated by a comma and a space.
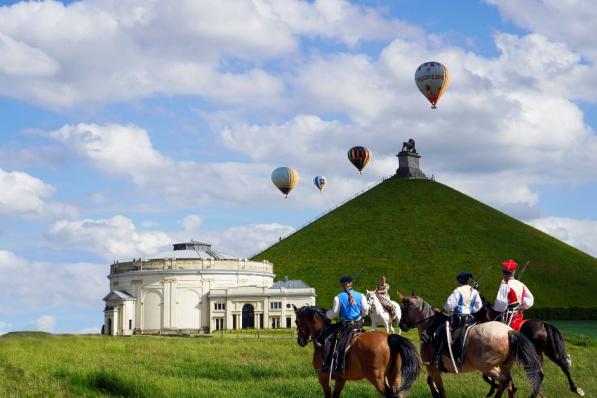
352, 267, 364, 288
516, 261, 531, 281
471, 263, 494, 290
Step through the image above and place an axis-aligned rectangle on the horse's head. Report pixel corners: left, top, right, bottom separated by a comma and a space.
293, 305, 329, 347
398, 291, 434, 332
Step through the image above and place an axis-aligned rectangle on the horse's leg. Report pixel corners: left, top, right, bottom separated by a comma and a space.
372, 318, 377, 331
426, 374, 440, 398
482, 375, 499, 398
507, 375, 517, 398
317, 373, 332, 398
487, 366, 510, 398
427, 367, 446, 398
331, 378, 345, 398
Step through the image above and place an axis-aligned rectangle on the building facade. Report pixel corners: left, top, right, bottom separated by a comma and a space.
102, 241, 315, 335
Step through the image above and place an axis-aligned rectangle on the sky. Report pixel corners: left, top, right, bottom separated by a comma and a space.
0, 0, 596, 334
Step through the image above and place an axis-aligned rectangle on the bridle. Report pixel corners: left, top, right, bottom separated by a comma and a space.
295, 307, 330, 347
400, 297, 438, 330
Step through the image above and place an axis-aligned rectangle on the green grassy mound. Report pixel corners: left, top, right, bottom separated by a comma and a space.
254, 178, 597, 310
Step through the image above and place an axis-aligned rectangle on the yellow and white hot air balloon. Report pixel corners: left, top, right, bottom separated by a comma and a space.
271, 167, 299, 198
414, 61, 449, 109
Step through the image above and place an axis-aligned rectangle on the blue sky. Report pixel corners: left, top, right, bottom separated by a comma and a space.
0, 0, 596, 334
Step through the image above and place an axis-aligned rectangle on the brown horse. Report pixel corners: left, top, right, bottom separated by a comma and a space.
476, 296, 585, 396
293, 305, 421, 398
398, 294, 543, 398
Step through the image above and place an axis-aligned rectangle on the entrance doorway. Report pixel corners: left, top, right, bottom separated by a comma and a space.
242, 304, 254, 328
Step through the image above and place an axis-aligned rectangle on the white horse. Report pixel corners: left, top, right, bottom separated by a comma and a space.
365, 290, 402, 334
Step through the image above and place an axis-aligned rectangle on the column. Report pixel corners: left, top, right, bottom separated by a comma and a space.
113, 307, 120, 336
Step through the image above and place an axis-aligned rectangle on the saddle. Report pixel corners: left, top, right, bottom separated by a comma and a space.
316, 320, 364, 379
432, 315, 476, 372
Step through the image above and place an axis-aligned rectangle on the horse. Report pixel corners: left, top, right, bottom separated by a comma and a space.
398, 293, 543, 398
293, 305, 421, 398
366, 290, 402, 334
476, 296, 584, 397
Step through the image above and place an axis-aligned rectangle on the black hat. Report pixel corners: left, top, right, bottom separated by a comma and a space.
339, 275, 353, 284
456, 272, 473, 284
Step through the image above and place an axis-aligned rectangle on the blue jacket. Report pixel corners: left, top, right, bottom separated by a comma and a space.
337, 290, 364, 320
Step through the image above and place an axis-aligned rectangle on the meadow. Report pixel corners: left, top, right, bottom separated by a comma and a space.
0, 321, 595, 398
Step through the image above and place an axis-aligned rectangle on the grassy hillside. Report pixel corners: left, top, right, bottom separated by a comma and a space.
254, 178, 597, 310
0, 327, 595, 397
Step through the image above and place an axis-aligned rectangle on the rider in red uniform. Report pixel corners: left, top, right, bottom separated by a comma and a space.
494, 259, 534, 330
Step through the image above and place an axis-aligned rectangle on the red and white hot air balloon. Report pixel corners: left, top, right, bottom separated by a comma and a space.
414, 61, 449, 109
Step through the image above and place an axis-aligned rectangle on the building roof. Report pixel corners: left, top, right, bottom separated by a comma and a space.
103, 290, 135, 301
143, 241, 237, 261
271, 277, 311, 289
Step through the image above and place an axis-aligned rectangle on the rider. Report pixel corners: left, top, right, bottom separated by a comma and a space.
494, 259, 534, 330
318, 275, 369, 377
375, 275, 398, 320
432, 272, 482, 369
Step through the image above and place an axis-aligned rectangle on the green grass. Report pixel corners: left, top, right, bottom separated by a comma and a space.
1, 323, 596, 397
253, 178, 597, 310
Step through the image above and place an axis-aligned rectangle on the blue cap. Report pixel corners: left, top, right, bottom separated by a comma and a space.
339, 275, 353, 284
456, 272, 473, 284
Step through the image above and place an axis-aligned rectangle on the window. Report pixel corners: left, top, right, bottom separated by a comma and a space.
215, 318, 224, 330
214, 302, 226, 311
286, 303, 292, 309
271, 317, 280, 329
259, 314, 264, 329
129, 319, 132, 330
286, 317, 292, 328
270, 301, 282, 310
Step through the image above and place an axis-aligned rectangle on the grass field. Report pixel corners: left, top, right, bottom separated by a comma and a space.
1, 322, 595, 397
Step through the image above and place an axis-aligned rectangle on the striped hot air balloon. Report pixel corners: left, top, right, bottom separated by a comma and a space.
414, 61, 449, 109
313, 175, 327, 192
347, 146, 372, 174
271, 167, 299, 198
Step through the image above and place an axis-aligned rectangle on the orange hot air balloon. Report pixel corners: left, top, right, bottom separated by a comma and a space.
271, 167, 299, 198
414, 61, 449, 109
347, 146, 371, 174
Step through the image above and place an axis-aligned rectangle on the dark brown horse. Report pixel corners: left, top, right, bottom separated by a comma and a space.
293, 305, 421, 397
399, 294, 543, 398
476, 297, 585, 396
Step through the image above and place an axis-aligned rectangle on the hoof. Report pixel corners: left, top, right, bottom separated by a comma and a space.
575, 387, 585, 396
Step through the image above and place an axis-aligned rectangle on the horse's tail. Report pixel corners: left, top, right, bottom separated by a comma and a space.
543, 322, 569, 369
384, 334, 420, 397
509, 330, 543, 397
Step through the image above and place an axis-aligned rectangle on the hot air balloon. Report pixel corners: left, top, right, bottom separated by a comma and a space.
271, 167, 299, 198
347, 146, 371, 174
414, 61, 449, 109
313, 175, 327, 192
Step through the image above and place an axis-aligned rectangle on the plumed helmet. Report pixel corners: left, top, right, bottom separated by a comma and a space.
456, 272, 473, 284
502, 259, 518, 275
339, 275, 353, 284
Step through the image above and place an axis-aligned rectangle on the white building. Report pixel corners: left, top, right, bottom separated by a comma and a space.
102, 241, 316, 335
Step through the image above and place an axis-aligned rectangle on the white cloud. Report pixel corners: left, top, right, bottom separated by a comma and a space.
488, 0, 597, 61
0, 251, 106, 314
0, 320, 11, 335
46, 215, 172, 260
35, 315, 56, 333
187, 223, 296, 258
0, 0, 411, 108
0, 167, 76, 218
528, 217, 597, 257
50, 123, 171, 185
182, 215, 203, 234
0, 31, 59, 76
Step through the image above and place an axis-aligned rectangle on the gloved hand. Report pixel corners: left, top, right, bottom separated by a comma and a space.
472, 281, 479, 290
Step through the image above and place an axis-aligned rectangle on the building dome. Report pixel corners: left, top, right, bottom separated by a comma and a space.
103, 242, 315, 335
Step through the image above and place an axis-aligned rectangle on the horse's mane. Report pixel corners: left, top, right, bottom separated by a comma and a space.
413, 296, 439, 319
297, 306, 330, 325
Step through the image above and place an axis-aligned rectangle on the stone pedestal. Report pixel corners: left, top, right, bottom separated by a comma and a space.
395, 151, 426, 178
